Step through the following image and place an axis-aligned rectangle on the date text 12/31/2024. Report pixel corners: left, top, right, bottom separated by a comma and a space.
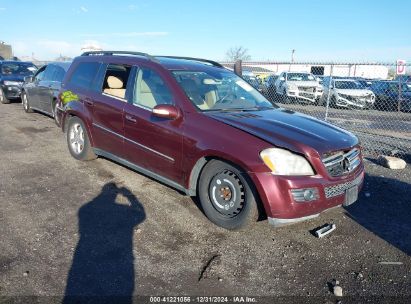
149, 296, 257, 303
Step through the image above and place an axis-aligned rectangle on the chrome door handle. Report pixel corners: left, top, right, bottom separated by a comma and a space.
125, 115, 137, 123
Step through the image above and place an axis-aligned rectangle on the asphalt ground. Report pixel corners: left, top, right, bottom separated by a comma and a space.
0, 101, 410, 303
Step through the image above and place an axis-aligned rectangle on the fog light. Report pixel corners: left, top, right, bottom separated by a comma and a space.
291, 188, 319, 202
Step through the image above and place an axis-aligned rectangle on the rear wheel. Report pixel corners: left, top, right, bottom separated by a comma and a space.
0, 88, 10, 104
66, 117, 97, 161
22, 92, 33, 113
198, 160, 259, 230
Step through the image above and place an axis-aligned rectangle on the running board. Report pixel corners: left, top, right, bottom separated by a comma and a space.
93, 148, 191, 195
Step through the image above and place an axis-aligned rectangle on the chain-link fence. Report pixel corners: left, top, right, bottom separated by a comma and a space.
221, 61, 411, 159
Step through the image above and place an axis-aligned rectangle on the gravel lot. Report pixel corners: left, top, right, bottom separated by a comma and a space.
0, 101, 410, 303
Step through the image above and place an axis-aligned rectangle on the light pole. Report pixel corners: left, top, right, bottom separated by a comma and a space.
289, 49, 295, 71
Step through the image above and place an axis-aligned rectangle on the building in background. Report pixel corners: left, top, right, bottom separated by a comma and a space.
0, 41, 13, 60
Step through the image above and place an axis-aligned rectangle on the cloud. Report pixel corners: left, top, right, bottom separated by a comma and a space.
0, 7, 6, 10
128, 4, 137, 10
80, 6, 88, 13
80, 32, 169, 38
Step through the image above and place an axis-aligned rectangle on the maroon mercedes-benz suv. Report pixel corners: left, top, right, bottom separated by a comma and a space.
57, 51, 364, 230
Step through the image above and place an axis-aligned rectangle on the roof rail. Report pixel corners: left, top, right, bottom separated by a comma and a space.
81, 51, 156, 61
156, 56, 224, 68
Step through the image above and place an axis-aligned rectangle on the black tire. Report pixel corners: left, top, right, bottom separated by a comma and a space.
52, 100, 60, 126
21, 91, 33, 113
198, 160, 259, 230
66, 117, 97, 161
0, 88, 10, 104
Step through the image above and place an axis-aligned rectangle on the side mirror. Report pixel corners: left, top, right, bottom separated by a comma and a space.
24, 76, 34, 83
152, 104, 180, 120
279, 77, 285, 81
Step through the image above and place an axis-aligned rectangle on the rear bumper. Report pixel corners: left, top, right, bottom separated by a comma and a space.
250, 165, 365, 226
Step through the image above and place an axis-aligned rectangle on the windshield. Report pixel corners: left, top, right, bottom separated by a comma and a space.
287, 73, 316, 81
0, 63, 37, 76
172, 70, 276, 111
334, 81, 362, 89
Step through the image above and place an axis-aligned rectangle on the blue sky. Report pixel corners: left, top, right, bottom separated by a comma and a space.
0, 0, 410, 62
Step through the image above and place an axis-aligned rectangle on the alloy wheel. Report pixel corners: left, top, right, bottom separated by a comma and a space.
69, 123, 85, 155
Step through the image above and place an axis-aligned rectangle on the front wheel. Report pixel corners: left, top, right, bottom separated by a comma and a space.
66, 117, 97, 161
0, 88, 10, 104
52, 101, 60, 126
198, 160, 259, 230
22, 92, 33, 113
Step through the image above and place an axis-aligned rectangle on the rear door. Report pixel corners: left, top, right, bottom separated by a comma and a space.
89, 63, 132, 159
26, 65, 46, 107
123, 65, 184, 184
37, 64, 55, 113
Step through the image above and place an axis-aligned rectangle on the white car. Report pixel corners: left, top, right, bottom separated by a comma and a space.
274, 72, 323, 104
321, 78, 375, 109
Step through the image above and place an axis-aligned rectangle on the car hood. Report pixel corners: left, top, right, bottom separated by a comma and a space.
205, 108, 358, 155
336, 89, 373, 96
0, 74, 26, 83
288, 80, 319, 87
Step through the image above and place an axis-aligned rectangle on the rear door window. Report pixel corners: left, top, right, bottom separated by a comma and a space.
52, 66, 66, 82
43, 65, 56, 81
69, 62, 100, 90
101, 64, 132, 100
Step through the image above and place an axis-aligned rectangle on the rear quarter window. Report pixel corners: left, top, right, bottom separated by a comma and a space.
68, 62, 100, 90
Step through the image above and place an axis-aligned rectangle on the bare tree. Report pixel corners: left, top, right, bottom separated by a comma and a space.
225, 46, 251, 61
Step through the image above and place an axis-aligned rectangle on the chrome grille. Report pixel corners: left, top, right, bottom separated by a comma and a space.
298, 86, 315, 93
322, 148, 361, 177
324, 174, 363, 198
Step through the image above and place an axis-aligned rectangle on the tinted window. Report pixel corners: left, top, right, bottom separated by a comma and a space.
34, 66, 46, 81
52, 66, 66, 82
133, 68, 173, 109
43, 65, 56, 81
69, 62, 100, 90
0, 62, 37, 76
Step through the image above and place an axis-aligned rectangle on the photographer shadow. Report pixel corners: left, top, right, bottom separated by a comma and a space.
63, 182, 146, 304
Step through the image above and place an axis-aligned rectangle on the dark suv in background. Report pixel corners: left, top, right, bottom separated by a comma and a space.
21, 61, 71, 123
370, 80, 411, 112
57, 51, 364, 230
0, 61, 37, 104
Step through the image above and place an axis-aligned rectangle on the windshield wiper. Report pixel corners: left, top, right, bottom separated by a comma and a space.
206, 106, 274, 112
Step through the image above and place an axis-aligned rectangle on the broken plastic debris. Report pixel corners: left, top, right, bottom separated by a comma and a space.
313, 223, 336, 238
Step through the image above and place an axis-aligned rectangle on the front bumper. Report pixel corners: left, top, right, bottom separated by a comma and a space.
337, 96, 374, 108
1, 84, 22, 99
287, 89, 323, 103
250, 165, 365, 227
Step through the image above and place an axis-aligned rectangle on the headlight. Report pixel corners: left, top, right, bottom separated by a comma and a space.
287, 83, 298, 91
260, 148, 314, 176
3, 81, 22, 86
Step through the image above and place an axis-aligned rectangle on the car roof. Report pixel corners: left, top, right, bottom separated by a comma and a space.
0, 60, 36, 65
47, 61, 72, 71
334, 79, 357, 82
77, 51, 227, 73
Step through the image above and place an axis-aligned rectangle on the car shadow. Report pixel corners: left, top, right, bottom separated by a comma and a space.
63, 182, 146, 304
344, 173, 411, 255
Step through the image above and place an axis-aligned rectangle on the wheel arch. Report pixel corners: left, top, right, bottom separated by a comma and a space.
187, 155, 266, 220
63, 111, 95, 147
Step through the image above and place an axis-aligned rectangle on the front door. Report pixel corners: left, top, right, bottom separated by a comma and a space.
123, 66, 184, 185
